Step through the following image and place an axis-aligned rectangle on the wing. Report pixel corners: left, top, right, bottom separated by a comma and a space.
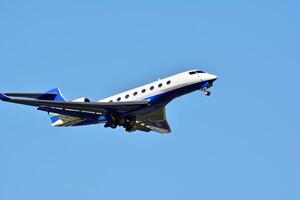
0, 93, 149, 115
0, 92, 171, 133
134, 107, 171, 134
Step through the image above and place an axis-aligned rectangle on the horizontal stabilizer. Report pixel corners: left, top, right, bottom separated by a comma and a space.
0, 93, 10, 101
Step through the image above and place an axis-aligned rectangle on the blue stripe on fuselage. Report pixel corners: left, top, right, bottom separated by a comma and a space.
144, 81, 208, 103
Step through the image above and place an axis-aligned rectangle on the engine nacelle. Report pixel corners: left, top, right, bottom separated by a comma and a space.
72, 97, 91, 102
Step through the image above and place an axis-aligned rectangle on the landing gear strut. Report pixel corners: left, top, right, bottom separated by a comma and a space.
122, 120, 135, 132
104, 114, 118, 129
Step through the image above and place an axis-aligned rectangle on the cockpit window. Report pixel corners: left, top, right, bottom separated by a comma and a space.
189, 70, 205, 75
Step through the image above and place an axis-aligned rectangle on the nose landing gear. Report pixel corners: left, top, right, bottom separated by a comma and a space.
200, 82, 212, 96
204, 90, 211, 96
200, 88, 211, 96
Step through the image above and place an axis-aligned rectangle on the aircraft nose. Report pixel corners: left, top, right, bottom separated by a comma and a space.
212, 74, 218, 80
208, 74, 218, 81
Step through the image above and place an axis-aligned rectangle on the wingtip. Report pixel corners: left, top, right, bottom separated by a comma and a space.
0, 93, 9, 101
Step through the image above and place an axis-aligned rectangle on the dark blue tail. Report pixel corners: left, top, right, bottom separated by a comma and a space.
38, 88, 66, 126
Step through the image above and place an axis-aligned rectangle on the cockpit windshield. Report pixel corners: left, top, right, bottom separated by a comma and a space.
189, 70, 205, 75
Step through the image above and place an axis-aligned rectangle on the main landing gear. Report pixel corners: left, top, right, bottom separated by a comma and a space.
121, 120, 135, 132
104, 115, 136, 132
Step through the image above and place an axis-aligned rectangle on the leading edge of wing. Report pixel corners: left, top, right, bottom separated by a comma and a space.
4, 92, 57, 99
0, 93, 150, 114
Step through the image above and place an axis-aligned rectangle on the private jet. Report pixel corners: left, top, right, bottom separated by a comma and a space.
0, 70, 217, 133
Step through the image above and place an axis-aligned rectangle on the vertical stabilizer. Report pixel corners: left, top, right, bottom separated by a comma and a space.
38, 88, 66, 126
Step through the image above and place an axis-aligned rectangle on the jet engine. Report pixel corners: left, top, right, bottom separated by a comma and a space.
72, 97, 92, 102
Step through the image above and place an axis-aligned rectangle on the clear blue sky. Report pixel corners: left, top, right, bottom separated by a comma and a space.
0, 0, 299, 199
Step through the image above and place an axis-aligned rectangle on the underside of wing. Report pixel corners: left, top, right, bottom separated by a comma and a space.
0, 91, 172, 134
134, 107, 171, 134
49, 113, 99, 127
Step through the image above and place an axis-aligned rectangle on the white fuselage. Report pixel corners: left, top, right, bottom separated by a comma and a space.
99, 70, 217, 103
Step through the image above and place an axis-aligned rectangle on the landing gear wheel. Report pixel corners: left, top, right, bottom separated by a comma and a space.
111, 124, 117, 129
201, 88, 211, 96
125, 124, 134, 132
122, 120, 130, 128
204, 90, 211, 96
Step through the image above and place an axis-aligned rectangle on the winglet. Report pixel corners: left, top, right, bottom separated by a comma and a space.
0, 93, 10, 101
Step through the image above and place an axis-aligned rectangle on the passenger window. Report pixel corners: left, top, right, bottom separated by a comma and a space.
142, 89, 146, 93
125, 94, 129, 99
109, 100, 113, 102
117, 97, 121, 101
133, 92, 138, 96
167, 80, 171, 85
158, 83, 163, 87
150, 86, 154, 90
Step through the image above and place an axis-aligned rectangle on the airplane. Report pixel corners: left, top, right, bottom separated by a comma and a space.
0, 70, 217, 134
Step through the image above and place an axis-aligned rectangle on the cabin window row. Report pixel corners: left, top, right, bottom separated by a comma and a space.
109, 80, 171, 102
